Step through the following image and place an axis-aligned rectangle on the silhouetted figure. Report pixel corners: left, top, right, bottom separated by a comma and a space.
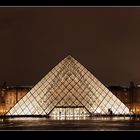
108, 108, 113, 117
59, 111, 61, 116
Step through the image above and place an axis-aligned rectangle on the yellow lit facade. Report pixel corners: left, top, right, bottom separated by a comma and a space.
0, 88, 27, 115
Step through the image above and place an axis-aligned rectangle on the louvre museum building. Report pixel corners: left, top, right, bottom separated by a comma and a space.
0, 55, 140, 118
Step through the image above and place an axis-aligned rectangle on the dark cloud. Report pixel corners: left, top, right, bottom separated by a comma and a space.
0, 7, 140, 86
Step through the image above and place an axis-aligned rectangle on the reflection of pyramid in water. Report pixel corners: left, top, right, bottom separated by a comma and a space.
7, 55, 130, 116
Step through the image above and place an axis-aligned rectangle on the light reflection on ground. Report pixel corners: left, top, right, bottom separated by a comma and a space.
0, 116, 140, 130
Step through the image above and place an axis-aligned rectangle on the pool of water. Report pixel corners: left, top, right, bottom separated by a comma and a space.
0, 116, 140, 130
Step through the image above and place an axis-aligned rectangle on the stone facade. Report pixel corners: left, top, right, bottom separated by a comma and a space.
0, 86, 30, 115
109, 86, 140, 114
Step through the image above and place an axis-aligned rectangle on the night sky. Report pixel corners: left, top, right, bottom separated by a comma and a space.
0, 7, 140, 86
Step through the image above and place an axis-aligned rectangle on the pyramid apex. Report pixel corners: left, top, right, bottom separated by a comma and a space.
66, 55, 73, 59
67, 54, 72, 57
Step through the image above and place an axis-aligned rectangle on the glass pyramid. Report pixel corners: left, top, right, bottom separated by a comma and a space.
6, 55, 130, 116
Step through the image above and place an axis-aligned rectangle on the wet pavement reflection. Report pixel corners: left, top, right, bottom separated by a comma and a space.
0, 116, 140, 130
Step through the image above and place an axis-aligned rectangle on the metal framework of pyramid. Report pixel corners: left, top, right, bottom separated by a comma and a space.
6, 55, 130, 116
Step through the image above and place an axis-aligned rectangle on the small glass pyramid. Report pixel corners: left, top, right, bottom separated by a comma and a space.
6, 55, 130, 116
